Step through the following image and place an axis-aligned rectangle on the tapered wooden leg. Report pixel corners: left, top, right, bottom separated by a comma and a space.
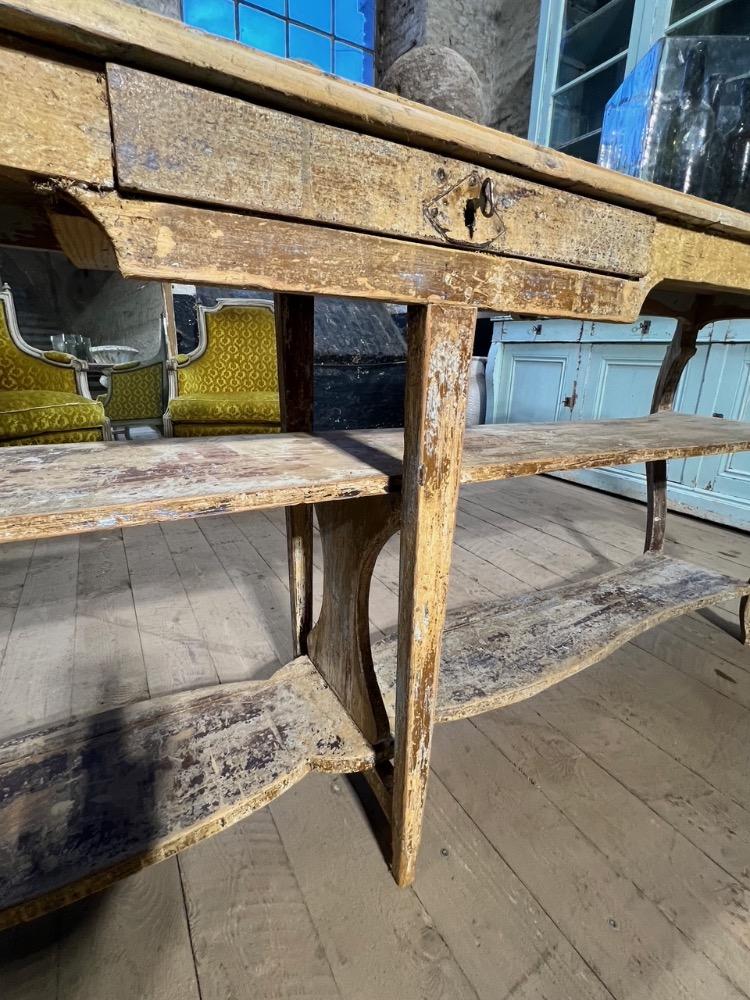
275, 293, 315, 656
284, 505, 313, 655
645, 312, 701, 553
391, 302, 475, 886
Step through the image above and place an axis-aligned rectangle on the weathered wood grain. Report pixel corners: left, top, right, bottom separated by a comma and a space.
60, 190, 750, 317
270, 774, 481, 1000
65, 190, 649, 321
649, 224, 750, 296
4, 0, 750, 239
122, 524, 221, 695
179, 809, 345, 1000
274, 293, 314, 658
160, 519, 279, 683
514, 685, 750, 997
433, 719, 746, 1000
48, 212, 118, 270
0, 537, 78, 737
0, 656, 374, 930
0, 39, 112, 185
391, 303, 475, 887
0, 413, 749, 544
71, 531, 148, 716
107, 64, 654, 278
372, 553, 750, 724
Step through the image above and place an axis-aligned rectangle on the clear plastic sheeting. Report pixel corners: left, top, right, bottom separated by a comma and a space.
598, 35, 750, 209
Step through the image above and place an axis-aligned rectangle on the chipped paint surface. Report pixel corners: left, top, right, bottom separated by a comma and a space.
0, 657, 374, 929
374, 553, 750, 723
308, 494, 399, 745
391, 303, 474, 886
69, 190, 656, 323
0, 415, 749, 543
107, 64, 654, 277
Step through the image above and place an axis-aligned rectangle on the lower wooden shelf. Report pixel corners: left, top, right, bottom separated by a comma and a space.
1, 554, 747, 930
373, 553, 750, 721
0, 656, 374, 931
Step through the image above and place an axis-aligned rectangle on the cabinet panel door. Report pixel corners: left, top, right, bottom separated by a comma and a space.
679, 342, 750, 525
487, 316, 749, 528
564, 343, 707, 506
487, 342, 584, 424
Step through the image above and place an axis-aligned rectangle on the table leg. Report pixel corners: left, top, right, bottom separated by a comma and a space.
275, 293, 315, 656
644, 308, 704, 553
391, 302, 476, 886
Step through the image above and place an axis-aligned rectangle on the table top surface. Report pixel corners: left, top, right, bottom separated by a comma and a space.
3, 0, 750, 241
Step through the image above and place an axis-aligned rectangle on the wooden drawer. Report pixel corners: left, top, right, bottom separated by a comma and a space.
106, 64, 655, 279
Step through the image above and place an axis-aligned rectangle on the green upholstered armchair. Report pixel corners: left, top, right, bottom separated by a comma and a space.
97, 338, 167, 440
0, 284, 111, 447
164, 299, 280, 437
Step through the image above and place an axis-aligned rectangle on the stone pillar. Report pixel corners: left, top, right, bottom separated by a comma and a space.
377, 0, 542, 137
122, 0, 181, 17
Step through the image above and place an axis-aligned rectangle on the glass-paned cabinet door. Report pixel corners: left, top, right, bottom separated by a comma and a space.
531, 0, 640, 162
530, 0, 750, 163
668, 0, 750, 35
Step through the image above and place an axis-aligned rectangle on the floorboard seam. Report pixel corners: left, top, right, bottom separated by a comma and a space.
266, 808, 348, 1000
629, 633, 750, 704
471, 711, 750, 997
428, 763, 617, 1000
0, 540, 35, 685
566, 673, 750, 815
176, 856, 205, 1000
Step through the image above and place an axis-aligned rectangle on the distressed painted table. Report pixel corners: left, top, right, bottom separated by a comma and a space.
0, 0, 749, 929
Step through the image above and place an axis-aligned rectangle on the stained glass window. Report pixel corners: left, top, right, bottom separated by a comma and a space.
183, 0, 375, 85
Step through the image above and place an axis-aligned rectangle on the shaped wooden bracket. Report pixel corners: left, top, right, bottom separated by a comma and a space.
308, 494, 401, 747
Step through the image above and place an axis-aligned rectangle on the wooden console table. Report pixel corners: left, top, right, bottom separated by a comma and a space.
0, 0, 749, 929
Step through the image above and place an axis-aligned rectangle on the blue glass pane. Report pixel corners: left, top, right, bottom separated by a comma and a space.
239, 6, 286, 56
334, 41, 372, 83
253, 0, 285, 13
183, 0, 236, 39
289, 24, 332, 72
289, 0, 331, 32
334, 0, 374, 48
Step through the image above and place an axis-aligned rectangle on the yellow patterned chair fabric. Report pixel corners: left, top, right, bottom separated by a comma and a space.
0, 428, 105, 447
0, 284, 108, 446
0, 390, 107, 441
98, 358, 165, 437
166, 300, 280, 437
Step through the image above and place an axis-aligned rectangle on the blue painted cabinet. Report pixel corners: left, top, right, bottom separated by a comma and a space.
486, 317, 750, 529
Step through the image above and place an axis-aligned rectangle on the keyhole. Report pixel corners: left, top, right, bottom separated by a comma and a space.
464, 198, 477, 239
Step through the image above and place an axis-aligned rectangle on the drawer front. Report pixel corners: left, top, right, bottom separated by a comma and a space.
106, 64, 655, 279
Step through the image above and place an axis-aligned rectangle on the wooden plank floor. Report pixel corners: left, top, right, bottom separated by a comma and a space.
0, 475, 748, 1000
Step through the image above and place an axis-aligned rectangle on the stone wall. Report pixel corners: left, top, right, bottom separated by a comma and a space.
378, 0, 541, 136
377, 0, 429, 78
124, 0, 180, 17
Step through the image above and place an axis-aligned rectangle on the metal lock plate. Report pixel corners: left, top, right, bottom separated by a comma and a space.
424, 171, 506, 250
